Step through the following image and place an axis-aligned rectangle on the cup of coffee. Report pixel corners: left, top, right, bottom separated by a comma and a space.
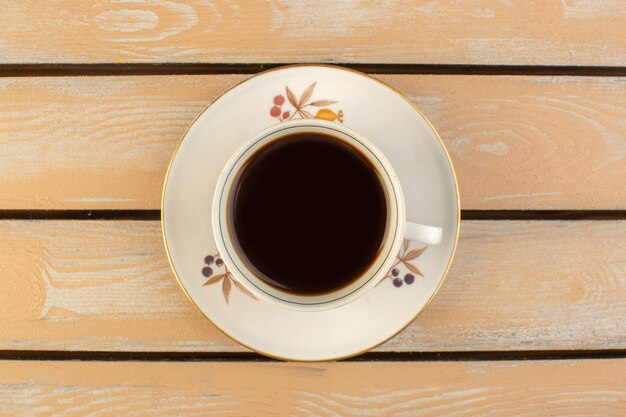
213, 120, 442, 310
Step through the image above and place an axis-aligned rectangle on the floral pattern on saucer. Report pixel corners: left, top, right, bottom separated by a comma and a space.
202, 254, 256, 303
378, 240, 428, 288
270, 82, 343, 123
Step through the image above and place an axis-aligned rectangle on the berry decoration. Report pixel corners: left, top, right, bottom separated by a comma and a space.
378, 240, 428, 288
201, 253, 257, 302
270, 106, 281, 117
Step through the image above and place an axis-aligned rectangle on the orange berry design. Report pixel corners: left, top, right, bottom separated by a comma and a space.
315, 109, 343, 123
269, 82, 343, 123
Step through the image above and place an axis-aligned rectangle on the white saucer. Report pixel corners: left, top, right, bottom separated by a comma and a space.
162, 65, 460, 361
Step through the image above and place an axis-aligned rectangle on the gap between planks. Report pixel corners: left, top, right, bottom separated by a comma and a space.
0, 349, 626, 363
0, 64, 625, 78
0, 210, 623, 221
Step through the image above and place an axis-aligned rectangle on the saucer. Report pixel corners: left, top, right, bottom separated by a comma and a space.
162, 65, 460, 361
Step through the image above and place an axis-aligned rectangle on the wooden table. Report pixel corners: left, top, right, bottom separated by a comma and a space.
1, 2, 625, 415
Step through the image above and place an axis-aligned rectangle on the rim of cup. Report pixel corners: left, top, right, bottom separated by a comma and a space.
212, 119, 406, 311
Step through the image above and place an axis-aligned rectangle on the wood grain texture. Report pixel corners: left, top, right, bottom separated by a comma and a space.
0, 74, 624, 210
1, 1, 625, 66
0, 220, 624, 353
1, 359, 626, 416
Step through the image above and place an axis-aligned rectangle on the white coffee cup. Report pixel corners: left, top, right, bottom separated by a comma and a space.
213, 120, 442, 311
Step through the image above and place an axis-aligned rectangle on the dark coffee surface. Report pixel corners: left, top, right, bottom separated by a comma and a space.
229, 132, 388, 295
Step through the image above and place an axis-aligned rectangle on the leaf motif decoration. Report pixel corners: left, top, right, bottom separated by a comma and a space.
286, 86, 298, 107
233, 280, 257, 299
222, 275, 232, 303
380, 242, 428, 287
404, 247, 427, 261
201, 254, 257, 303
272, 82, 341, 123
203, 274, 227, 286
300, 109, 314, 119
403, 261, 423, 276
309, 100, 337, 106
298, 82, 316, 107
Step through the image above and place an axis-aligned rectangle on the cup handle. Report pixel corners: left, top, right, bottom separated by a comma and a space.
405, 222, 443, 245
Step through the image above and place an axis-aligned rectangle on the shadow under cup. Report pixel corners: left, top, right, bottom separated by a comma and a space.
213, 122, 404, 309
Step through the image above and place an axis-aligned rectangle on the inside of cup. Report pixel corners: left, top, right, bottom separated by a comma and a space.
214, 123, 401, 308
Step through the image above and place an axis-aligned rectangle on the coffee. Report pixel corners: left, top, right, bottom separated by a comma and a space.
228, 132, 388, 295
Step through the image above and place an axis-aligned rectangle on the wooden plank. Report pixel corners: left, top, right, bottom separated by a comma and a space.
1, 1, 625, 66
0, 74, 624, 210
1, 359, 625, 416
0, 220, 624, 353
